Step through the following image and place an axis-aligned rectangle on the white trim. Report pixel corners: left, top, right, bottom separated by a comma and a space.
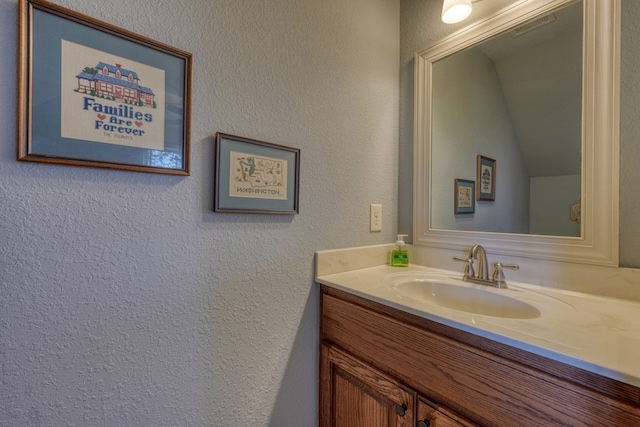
413, 0, 620, 266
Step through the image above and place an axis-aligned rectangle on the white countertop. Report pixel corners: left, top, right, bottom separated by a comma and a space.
317, 264, 640, 388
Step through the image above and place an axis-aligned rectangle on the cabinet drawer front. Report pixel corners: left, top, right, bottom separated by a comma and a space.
418, 397, 480, 427
322, 294, 640, 427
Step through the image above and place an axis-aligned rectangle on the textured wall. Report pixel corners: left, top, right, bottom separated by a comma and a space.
0, 0, 399, 425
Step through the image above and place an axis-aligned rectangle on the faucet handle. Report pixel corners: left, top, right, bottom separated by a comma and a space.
491, 262, 519, 288
453, 256, 475, 278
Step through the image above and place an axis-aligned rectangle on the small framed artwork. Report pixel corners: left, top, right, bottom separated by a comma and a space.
18, 0, 192, 175
477, 155, 496, 201
454, 179, 475, 214
214, 133, 300, 214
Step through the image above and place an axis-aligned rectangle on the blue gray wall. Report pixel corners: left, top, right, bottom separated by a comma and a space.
0, 0, 399, 425
431, 47, 530, 233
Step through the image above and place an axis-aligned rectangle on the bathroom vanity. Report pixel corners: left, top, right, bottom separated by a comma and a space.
319, 282, 640, 426
315, 242, 640, 426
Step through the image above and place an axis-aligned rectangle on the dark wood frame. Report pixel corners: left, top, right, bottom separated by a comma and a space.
214, 133, 300, 214
476, 155, 496, 201
17, 0, 192, 175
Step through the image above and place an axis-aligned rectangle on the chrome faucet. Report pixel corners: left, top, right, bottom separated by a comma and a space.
470, 244, 489, 281
453, 244, 519, 288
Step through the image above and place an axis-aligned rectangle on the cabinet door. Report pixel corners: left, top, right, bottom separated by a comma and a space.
320, 344, 416, 427
416, 398, 479, 427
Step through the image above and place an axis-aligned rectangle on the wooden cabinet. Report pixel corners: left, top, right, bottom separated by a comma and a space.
321, 344, 415, 427
319, 285, 640, 427
320, 343, 477, 427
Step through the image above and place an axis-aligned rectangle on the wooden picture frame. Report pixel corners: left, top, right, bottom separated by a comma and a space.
454, 179, 475, 214
477, 155, 496, 201
18, 0, 192, 175
214, 133, 300, 214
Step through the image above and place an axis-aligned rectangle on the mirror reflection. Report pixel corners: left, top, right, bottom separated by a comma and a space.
430, 0, 583, 237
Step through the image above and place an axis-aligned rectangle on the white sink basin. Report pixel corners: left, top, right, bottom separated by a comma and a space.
385, 274, 541, 319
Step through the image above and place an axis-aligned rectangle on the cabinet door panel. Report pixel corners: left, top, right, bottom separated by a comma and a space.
321, 344, 415, 427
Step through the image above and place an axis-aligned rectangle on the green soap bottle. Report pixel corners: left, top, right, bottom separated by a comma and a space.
391, 234, 409, 267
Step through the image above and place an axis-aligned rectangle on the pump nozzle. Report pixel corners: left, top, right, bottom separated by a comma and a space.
395, 234, 408, 246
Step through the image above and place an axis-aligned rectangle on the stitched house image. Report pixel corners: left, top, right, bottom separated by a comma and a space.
75, 62, 156, 108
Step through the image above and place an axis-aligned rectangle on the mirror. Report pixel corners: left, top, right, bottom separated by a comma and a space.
413, 0, 619, 265
431, 0, 582, 237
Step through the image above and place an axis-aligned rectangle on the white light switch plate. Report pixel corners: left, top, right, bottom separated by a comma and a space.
370, 204, 382, 232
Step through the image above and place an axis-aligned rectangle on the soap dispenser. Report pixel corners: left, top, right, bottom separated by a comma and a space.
391, 234, 409, 267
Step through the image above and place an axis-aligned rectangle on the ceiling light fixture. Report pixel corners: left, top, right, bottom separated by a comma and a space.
441, 0, 473, 24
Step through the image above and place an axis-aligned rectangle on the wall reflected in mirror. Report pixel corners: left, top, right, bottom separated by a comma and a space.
430, 0, 583, 237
